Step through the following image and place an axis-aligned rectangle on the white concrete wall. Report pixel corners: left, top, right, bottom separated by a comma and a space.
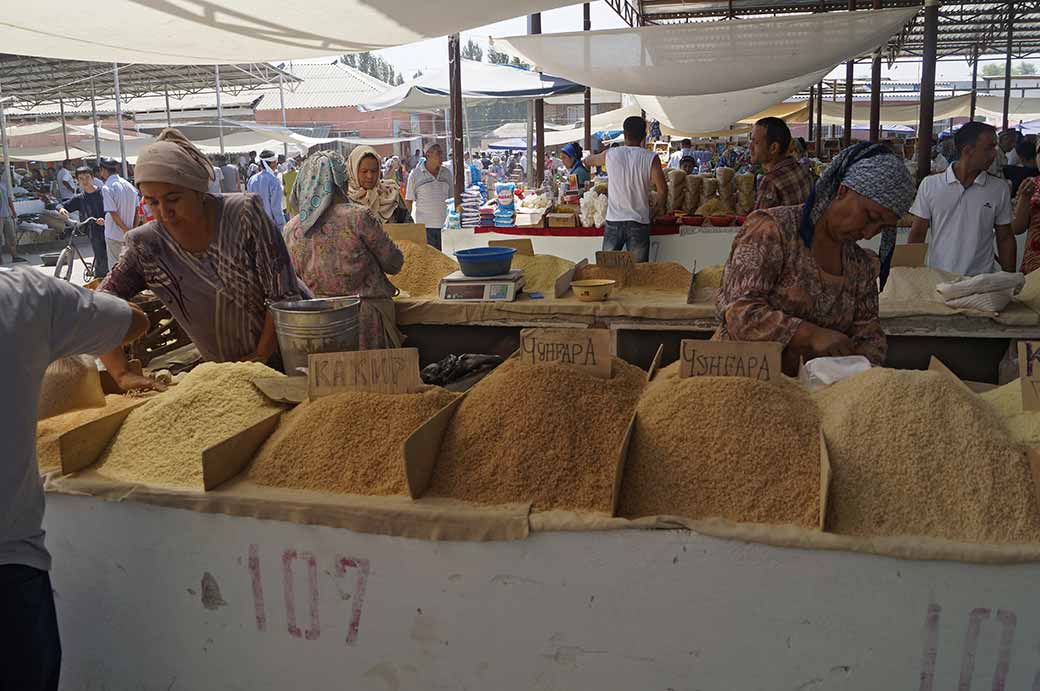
45, 495, 1040, 691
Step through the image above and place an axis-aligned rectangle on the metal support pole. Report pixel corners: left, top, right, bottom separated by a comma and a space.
842, 0, 855, 147
530, 13, 545, 187
59, 95, 70, 160
816, 80, 824, 151
916, 0, 939, 184
164, 85, 172, 128
1003, 2, 1014, 131
448, 33, 464, 208
583, 2, 592, 153
807, 85, 815, 143
278, 72, 289, 158
970, 44, 979, 121
869, 49, 882, 143
526, 104, 534, 187
0, 92, 14, 210
89, 74, 101, 167
113, 63, 128, 178
214, 65, 225, 155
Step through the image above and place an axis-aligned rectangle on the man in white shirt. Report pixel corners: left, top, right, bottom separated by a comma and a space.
0, 270, 148, 691
56, 160, 77, 202
583, 116, 667, 262
668, 139, 693, 170
98, 158, 139, 270
1002, 129, 1022, 166
246, 151, 287, 230
909, 121, 1015, 275
405, 143, 454, 250
208, 155, 223, 195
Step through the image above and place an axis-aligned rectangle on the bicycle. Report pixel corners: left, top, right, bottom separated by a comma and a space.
53, 216, 100, 282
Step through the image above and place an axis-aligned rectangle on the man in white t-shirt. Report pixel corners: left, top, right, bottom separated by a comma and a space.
583, 116, 667, 262
405, 143, 453, 250
0, 270, 148, 691
909, 121, 1014, 275
98, 158, 139, 270
668, 139, 693, 170
56, 160, 77, 202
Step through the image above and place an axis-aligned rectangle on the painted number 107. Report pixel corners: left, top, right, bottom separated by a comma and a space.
247, 545, 370, 646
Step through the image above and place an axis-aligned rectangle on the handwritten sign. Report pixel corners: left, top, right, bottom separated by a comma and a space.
891, 243, 928, 268
595, 251, 634, 271
679, 340, 782, 383
1017, 341, 1040, 411
308, 348, 422, 398
519, 328, 612, 379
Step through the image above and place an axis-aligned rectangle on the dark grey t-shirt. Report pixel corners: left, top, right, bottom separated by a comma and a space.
0, 269, 129, 571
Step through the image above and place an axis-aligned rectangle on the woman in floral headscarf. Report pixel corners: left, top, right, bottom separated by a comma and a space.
283, 150, 405, 350
715, 142, 917, 375
349, 146, 412, 224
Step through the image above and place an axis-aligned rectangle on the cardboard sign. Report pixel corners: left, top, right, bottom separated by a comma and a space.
253, 377, 308, 405
518, 328, 612, 379
678, 339, 782, 383
489, 238, 534, 255
555, 258, 587, 299
891, 243, 928, 268
384, 223, 427, 246
1017, 341, 1040, 411
595, 250, 634, 271
201, 410, 282, 490
308, 348, 422, 398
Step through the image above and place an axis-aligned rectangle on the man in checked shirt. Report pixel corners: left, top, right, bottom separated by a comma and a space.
751, 117, 815, 211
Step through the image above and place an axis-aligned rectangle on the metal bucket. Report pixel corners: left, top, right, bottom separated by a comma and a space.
269, 296, 361, 374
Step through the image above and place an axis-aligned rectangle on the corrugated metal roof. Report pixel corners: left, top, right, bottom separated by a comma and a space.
255, 62, 391, 111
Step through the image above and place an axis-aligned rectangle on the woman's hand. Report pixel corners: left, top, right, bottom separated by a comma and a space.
808, 327, 855, 357
112, 370, 168, 393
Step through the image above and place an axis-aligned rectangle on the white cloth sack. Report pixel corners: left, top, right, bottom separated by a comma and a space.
799, 356, 872, 392
943, 290, 1015, 313
936, 271, 1024, 300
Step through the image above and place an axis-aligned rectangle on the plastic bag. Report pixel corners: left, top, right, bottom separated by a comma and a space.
798, 355, 872, 392
936, 271, 1024, 300
944, 289, 1014, 313
38, 355, 106, 420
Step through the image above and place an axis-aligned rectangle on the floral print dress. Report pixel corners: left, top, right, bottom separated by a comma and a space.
714, 206, 886, 373
283, 202, 404, 350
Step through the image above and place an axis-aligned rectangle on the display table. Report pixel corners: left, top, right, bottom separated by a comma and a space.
44, 493, 1040, 690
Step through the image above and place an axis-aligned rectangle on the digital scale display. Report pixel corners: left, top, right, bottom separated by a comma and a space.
444, 283, 488, 300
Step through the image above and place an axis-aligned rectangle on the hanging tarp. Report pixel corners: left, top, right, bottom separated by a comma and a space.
357, 60, 583, 113
2, 1, 577, 64
493, 7, 917, 97
4, 146, 94, 162
636, 69, 832, 134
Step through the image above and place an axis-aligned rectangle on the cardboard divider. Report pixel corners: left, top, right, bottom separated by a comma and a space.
647, 344, 664, 381
403, 395, 467, 499
927, 356, 977, 397
59, 400, 148, 475
253, 377, 308, 405
555, 258, 588, 299
1028, 449, 1040, 515
488, 238, 534, 255
611, 348, 664, 516
819, 430, 832, 531
201, 410, 283, 491
384, 223, 427, 246
891, 242, 928, 267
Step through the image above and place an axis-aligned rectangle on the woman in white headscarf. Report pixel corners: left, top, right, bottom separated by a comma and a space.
348, 146, 412, 224
283, 150, 405, 350
98, 128, 301, 389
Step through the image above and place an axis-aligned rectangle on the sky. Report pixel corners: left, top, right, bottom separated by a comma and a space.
369, 1, 1027, 87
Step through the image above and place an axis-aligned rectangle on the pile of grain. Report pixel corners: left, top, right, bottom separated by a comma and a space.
249, 387, 459, 495
696, 198, 735, 216
96, 362, 284, 490
512, 253, 575, 295
619, 363, 821, 527
36, 394, 142, 473
980, 380, 1040, 446
815, 368, 1040, 543
693, 265, 724, 291
429, 357, 645, 512
389, 240, 458, 297
574, 262, 692, 294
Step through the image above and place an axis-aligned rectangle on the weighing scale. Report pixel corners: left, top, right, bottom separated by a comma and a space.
438, 270, 526, 302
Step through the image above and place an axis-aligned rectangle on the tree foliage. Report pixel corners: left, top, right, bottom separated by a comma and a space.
341, 52, 406, 85
462, 38, 483, 62
981, 61, 1038, 77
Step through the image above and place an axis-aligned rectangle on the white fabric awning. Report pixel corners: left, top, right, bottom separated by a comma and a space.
493, 7, 917, 97
357, 60, 582, 113
3, 1, 577, 64
544, 89, 622, 106
636, 69, 832, 134
5, 146, 94, 162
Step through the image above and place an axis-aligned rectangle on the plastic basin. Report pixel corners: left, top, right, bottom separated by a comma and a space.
455, 246, 517, 278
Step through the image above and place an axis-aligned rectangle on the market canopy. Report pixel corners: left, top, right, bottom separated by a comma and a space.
492, 7, 918, 97
807, 93, 1040, 127
636, 68, 832, 134
1, 1, 578, 64
357, 60, 583, 113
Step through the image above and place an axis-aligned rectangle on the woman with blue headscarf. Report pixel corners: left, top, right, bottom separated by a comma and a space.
715, 142, 916, 375
561, 142, 591, 188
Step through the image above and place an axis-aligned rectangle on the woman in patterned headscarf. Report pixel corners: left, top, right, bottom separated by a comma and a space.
715, 142, 916, 375
282, 149, 405, 350
98, 128, 301, 390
